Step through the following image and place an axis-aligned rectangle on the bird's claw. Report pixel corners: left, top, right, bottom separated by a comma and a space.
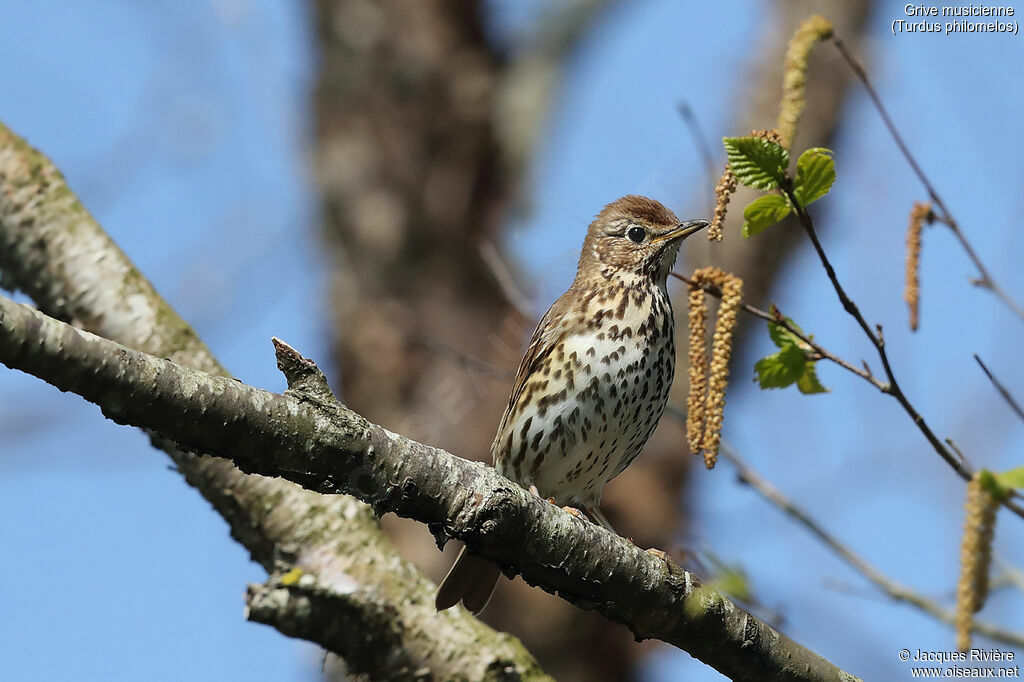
561, 505, 588, 521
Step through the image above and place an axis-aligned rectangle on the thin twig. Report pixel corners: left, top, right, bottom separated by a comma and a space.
478, 239, 535, 319
670, 271, 884, 389
832, 36, 1024, 321
945, 438, 968, 464
411, 334, 513, 380
677, 102, 718, 216
672, 262, 1024, 522
702, 437, 1024, 649
974, 354, 1024, 423
995, 557, 1024, 596
782, 189, 966, 466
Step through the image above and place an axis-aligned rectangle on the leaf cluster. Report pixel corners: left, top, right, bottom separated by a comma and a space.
977, 467, 1024, 501
722, 137, 835, 238
723, 135, 836, 395
753, 319, 828, 394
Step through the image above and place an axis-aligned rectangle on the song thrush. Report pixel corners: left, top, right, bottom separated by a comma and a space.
435, 195, 708, 614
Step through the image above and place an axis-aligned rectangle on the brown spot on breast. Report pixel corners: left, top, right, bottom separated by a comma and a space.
614, 294, 628, 319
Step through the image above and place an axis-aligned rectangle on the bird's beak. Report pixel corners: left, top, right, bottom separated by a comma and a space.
654, 219, 710, 242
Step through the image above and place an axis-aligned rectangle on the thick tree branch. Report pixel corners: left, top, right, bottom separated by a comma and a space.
0, 293, 861, 682
0, 121, 545, 681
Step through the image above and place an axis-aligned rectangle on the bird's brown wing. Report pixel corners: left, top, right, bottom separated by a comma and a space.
491, 290, 579, 456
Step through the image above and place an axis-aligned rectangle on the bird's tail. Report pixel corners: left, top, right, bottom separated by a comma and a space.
434, 545, 501, 614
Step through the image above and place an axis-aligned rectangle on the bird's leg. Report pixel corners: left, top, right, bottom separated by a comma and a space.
585, 506, 617, 534
645, 548, 671, 561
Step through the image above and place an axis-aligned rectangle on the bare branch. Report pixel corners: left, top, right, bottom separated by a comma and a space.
0, 293, 860, 682
411, 333, 514, 380
676, 102, 718, 216
778, 185, 1024, 521
670, 271, 885, 390
974, 354, 1024, 424
707, 438, 1024, 649
672, 259, 1024, 524
831, 36, 1024, 321
477, 240, 535, 319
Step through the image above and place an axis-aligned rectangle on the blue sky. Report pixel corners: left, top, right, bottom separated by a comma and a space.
1, 2, 1022, 680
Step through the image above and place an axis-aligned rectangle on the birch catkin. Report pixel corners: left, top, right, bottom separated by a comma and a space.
686, 267, 743, 469
686, 285, 709, 453
904, 201, 930, 331
708, 164, 735, 242
777, 15, 834, 149
702, 274, 742, 469
955, 475, 1000, 651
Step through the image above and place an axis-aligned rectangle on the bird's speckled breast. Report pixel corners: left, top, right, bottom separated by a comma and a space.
495, 279, 675, 506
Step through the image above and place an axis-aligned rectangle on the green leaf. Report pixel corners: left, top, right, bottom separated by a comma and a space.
768, 318, 805, 349
723, 136, 790, 190
994, 466, 1024, 491
977, 469, 1009, 501
758, 317, 829, 393
796, 363, 829, 394
754, 343, 807, 389
742, 194, 791, 238
793, 147, 835, 206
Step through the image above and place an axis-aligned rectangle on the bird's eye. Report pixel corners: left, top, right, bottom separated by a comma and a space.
626, 226, 646, 243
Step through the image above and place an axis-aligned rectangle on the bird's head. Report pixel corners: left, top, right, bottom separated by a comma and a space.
577, 195, 708, 285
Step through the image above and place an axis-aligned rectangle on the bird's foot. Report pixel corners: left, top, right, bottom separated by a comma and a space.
561, 505, 588, 521
645, 547, 687, 577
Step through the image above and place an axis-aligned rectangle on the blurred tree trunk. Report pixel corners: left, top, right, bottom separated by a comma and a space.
311, 1, 874, 680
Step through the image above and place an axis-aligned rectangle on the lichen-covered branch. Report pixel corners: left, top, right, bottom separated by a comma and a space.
0, 121, 545, 681
0, 293, 860, 682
